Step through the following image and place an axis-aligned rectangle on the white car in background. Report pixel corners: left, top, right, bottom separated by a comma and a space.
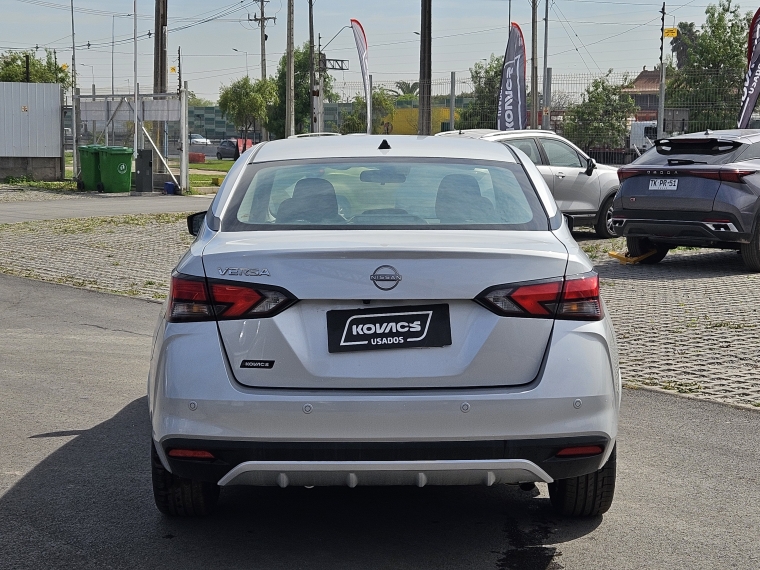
437, 129, 621, 238
149, 135, 621, 518
189, 133, 212, 145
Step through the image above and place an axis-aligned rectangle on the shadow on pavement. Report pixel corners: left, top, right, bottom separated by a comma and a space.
0, 398, 601, 570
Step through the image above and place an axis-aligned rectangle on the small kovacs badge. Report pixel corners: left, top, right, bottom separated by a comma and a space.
370, 265, 401, 290
240, 360, 275, 369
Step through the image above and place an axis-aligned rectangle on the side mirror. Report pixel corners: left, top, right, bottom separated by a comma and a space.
187, 211, 207, 236
585, 157, 597, 176
563, 214, 574, 232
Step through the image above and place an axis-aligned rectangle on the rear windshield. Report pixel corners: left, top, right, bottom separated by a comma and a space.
221, 158, 548, 231
633, 139, 746, 166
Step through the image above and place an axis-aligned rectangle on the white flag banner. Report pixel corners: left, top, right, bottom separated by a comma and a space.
351, 19, 371, 134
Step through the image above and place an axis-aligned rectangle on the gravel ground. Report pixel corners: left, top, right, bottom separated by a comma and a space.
0, 185, 84, 203
0, 186, 757, 409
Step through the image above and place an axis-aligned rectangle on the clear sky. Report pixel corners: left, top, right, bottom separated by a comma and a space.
2, 0, 726, 100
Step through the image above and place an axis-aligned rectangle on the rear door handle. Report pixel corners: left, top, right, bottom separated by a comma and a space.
556, 172, 566, 179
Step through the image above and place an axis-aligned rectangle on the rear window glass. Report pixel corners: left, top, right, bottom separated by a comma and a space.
221, 158, 548, 231
633, 139, 746, 165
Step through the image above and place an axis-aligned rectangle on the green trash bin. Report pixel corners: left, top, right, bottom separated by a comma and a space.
98, 147, 134, 193
78, 145, 104, 191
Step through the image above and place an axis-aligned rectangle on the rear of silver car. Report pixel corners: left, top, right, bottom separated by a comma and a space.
148, 136, 620, 517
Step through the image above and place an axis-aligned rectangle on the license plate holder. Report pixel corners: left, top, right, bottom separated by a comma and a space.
649, 178, 678, 190
327, 304, 452, 353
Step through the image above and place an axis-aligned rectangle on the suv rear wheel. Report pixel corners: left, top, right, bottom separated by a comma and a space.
594, 194, 617, 239
548, 446, 616, 517
740, 223, 760, 271
627, 237, 669, 264
151, 441, 219, 517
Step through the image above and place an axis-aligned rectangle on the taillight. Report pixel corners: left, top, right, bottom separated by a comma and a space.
168, 275, 213, 322
168, 274, 296, 322
718, 169, 755, 183
617, 167, 643, 182
477, 272, 602, 321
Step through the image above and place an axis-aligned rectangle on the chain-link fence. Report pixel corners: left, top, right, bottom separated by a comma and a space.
323, 68, 753, 165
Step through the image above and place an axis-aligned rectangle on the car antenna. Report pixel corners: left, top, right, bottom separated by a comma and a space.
378, 139, 391, 150
704, 129, 711, 135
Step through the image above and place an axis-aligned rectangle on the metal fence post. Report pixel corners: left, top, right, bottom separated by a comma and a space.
450, 71, 456, 131
180, 82, 189, 194
542, 67, 552, 130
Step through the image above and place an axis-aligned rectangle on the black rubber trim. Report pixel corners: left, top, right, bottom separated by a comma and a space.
161, 436, 610, 483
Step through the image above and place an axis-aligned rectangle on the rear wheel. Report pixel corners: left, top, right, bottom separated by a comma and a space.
548, 446, 616, 517
594, 194, 616, 239
626, 237, 669, 264
740, 223, 760, 271
151, 441, 219, 517
216, 152, 223, 160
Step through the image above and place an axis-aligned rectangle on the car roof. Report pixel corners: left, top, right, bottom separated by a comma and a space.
436, 129, 568, 142
670, 129, 760, 143
251, 134, 517, 163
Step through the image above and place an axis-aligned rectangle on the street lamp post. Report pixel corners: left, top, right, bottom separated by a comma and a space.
233, 48, 249, 77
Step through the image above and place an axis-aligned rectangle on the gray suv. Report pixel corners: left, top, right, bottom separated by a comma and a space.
437, 129, 621, 238
612, 130, 760, 271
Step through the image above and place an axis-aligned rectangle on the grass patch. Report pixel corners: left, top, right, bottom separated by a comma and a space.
189, 173, 215, 188
188, 159, 233, 172
3, 176, 78, 191
661, 380, 702, 394
0, 212, 191, 235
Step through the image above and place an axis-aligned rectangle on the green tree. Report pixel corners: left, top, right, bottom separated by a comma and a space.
391, 80, 419, 96
666, 0, 753, 131
0, 49, 70, 86
339, 89, 395, 134
456, 54, 502, 129
188, 91, 215, 107
218, 76, 278, 145
563, 72, 638, 151
269, 42, 337, 138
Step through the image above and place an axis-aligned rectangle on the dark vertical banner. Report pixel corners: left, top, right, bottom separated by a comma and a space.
497, 23, 527, 131
738, 8, 760, 128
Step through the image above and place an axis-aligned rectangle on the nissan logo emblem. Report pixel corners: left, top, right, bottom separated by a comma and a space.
370, 265, 402, 291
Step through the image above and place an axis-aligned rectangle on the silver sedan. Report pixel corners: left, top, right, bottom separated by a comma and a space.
148, 135, 621, 518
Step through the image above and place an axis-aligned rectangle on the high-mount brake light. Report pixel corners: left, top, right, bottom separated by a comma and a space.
477, 273, 603, 321
168, 274, 296, 322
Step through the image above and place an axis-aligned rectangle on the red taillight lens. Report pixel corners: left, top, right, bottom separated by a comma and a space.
168, 275, 213, 322
617, 168, 643, 182
477, 272, 602, 321
168, 274, 296, 322
167, 449, 216, 460
557, 273, 603, 321
719, 169, 755, 183
555, 445, 604, 458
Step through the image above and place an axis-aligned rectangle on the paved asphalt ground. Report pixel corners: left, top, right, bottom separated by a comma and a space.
0, 193, 213, 223
1, 274, 759, 569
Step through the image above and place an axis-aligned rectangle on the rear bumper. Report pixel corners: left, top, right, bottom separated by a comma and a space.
160, 436, 611, 485
148, 316, 620, 486
612, 210, 750, 245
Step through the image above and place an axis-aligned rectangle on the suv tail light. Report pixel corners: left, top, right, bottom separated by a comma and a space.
168, 274, 297, 322
618, 166, 755, 184
477, 272, 602, 321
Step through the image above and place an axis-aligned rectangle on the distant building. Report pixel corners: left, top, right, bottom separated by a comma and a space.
623, 67, 661, 121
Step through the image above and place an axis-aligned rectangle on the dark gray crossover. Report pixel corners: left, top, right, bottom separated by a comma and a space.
613, 129, 760, 270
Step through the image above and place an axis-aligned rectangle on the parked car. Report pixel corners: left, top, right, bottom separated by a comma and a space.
190, 133, 212, 145
216, 139, 237, 160
613, 130, 760, 270
437, 129, 620, 238
149, 135, 620, 518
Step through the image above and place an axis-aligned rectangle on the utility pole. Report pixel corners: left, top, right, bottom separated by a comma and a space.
70, 0, 80, 180
531, 0, 539, 129
658, 2, 667, 139
153, 0, 168, 172
286, 0, 295, 137
133, 1, 138, 158
542, 0, 550, 129
251, 0, 275, 141
309, 0, 315, 133
250, 0, 275, 79
418, 0, 432, 135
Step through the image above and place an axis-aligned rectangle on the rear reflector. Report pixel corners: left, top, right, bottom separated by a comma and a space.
168, 274, 297, 322
167, 449, 215, 460
477, 272, 603, 321
556, 445, 604, 458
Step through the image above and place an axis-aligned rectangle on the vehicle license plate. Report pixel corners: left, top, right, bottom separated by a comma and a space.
326, 304, 452, 353
649, 178, 678, 190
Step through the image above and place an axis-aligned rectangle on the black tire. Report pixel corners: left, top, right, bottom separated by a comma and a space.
740, 222, 760, 271
626, 236, 669, 264
151, 441, 219, 517
216, 152, 223, 160
76, 179, 85, 191
594, 193, 617, 239
96, 182, 105, 193
548, 446, 616, 517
